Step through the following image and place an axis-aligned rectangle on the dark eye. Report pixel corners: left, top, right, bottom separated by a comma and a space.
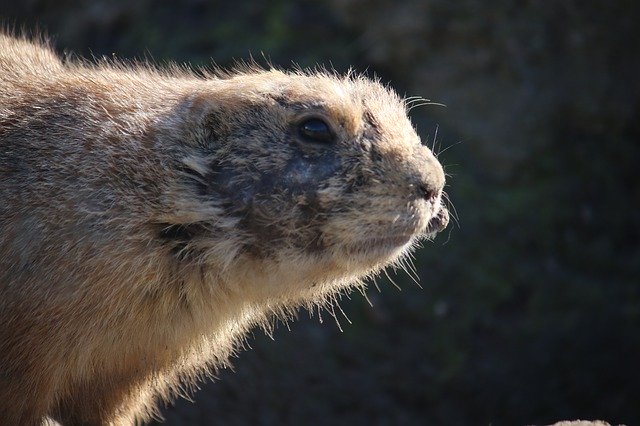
298, 118, 335, 144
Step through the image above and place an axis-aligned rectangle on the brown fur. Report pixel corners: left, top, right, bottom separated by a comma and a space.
0, 33, 449, 425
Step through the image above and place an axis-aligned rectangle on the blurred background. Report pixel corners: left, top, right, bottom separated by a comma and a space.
2, 1, 638, 424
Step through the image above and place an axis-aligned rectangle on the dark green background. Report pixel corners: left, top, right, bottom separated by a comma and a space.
2, 1, 638, 425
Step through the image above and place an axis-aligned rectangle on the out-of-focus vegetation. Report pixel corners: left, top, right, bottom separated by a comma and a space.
2, 1, 638, 424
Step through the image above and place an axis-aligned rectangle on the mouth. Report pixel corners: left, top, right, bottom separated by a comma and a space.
341, 233, 414, 262
425, 207, 450, 236
333, 205, 450, 263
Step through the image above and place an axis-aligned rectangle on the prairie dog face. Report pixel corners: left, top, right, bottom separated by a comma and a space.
168, 70, 448, 282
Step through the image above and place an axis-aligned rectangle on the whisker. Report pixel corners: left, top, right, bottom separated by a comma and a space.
372, 275, 382, 293
402, 257, 422, 289
335, 301, 352, 325
436, 140, 465, 158
359, 286, 374, 307
443, 223, 454, 245
442, 192, 460, 228
407, 101, 446, 112
327, 299, 344, 332
432, 124, 440, 152
383, 269, 402, 291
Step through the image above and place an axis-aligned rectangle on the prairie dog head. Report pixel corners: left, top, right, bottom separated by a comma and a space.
159, 69, 448, 298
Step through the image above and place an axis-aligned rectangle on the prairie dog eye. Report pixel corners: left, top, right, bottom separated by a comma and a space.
298, 118, 335, 144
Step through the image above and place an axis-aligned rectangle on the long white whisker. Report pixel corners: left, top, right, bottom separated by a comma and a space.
383, 269, 402, 291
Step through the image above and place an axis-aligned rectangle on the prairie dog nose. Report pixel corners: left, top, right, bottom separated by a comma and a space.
412, 146, 445, 202
417, 182, 441, 203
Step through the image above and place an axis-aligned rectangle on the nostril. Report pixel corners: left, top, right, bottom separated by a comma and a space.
418, 183, 439, 202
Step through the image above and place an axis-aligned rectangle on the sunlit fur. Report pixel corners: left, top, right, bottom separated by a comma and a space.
0, 32, 448, 425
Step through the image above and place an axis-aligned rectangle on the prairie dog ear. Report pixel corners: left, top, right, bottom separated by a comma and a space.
177, 92, 233, 148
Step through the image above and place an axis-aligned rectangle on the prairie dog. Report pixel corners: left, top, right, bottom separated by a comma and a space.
0, 33, 449, 425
